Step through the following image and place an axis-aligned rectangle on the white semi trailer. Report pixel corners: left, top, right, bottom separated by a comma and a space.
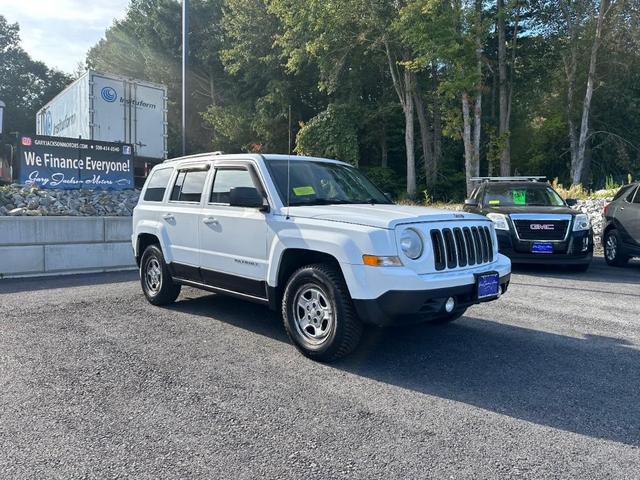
36, 70, 168, 163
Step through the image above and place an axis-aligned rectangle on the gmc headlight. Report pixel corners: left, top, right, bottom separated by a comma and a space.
400, 228, 423, 259
573, 214, 591, 231
487, 213, 509, 231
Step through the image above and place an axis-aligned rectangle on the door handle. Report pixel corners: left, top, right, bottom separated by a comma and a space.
203, 217, 219, 226
162, 213, 175, 221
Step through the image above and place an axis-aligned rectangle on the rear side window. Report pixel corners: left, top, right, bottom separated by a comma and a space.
210, 169, 255, 204
632, 187, 640, 204
613, 184, 634, 201
143, 168, 172, 202
170, 169, 209, 203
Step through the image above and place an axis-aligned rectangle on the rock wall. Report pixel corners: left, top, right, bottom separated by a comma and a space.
573, 198, 609, 246
0, 185, 139, 217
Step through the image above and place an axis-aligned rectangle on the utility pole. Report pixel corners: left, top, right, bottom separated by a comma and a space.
181, 0, 189, 156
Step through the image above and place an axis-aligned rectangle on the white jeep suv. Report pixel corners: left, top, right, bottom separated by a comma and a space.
133, 153, 511, 361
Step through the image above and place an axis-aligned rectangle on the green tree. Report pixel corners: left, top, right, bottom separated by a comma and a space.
0, 16, 70, 136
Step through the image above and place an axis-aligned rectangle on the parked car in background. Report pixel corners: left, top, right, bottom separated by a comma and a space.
133, 153, 511, 361
602, 182, 640, 266
463, 177, 593, 271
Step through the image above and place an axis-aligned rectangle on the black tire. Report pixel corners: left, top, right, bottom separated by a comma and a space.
428, 307, 467, 325
282, 263, 362, 362
603, 229, 629, 267
140, 244, 181, 306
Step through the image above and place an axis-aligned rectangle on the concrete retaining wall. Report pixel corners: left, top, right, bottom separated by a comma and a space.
0, 217, 136, 278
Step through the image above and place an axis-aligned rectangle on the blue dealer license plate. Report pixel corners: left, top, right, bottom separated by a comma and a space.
477, 273, 500, 300
531, 242, 554, 254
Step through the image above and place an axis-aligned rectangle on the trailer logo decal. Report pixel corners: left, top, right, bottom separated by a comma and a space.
101, 87, 118, 103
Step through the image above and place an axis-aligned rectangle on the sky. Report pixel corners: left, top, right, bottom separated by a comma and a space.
0, 0, 130, 73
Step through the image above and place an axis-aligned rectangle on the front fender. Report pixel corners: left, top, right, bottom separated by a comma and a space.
266, 217, 396, 288
134, 220, 173, 264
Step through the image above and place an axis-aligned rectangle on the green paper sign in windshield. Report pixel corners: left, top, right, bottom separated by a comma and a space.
512, 190, 526, 205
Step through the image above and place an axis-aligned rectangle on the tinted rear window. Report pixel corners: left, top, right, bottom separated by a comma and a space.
143, 168, 173, 202
612, 184, 635, 201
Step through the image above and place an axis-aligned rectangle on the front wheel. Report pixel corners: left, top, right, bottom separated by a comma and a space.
140, 244, 181, 305
604, 229, 629, 267
282, 263, 362, 362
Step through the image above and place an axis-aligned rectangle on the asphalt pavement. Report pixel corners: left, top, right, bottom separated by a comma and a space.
0, 257, 639, 479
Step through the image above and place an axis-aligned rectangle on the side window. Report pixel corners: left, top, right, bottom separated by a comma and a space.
632, 187, 640, 204
625, 186, 638, 203
170, 171, 186, 201
143, 168, 172, 202
613, 184, 634, 201
169, 169, 208, 203
210, 168, 255, 204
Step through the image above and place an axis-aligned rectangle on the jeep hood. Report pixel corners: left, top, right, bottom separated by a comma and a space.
285, 204, 488, 229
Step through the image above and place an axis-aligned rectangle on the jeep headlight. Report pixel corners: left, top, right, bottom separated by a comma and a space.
573, 213, 591, 231
400, 228, 423, 259
487, 213, 509, 231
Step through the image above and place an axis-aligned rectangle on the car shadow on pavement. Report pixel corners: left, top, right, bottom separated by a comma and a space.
170, 292, 290, 344
0, 270, 138, 294
511, 256, 640, 284
167, 292, 640, 448
337, 316, 640, 448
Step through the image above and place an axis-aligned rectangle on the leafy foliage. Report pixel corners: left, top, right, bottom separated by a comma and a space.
0, 16, 70, 136
295, 104, 360, 165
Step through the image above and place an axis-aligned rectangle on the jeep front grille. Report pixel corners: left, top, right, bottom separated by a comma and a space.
431, 226, 494, 271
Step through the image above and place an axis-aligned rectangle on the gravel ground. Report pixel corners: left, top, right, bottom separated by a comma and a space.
0, 257, 639, 479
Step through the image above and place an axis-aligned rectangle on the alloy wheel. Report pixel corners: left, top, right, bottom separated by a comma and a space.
145, 258, 163, 294
293, 284, 334, 345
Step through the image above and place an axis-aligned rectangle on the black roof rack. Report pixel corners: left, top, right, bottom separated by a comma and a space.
470, 176, 548, 183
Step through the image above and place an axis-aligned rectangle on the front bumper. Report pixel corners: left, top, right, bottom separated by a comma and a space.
353, 274, 510, 326
496, 229, 593, 265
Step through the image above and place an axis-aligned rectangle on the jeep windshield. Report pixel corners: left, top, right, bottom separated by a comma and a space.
266, 159, 392, 206
483, 184, 565, 207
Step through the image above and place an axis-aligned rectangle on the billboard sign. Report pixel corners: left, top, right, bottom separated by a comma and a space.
17, 134, 134, 190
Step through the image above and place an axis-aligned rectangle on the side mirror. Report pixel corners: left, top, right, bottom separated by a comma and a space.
229, 187, 267, 210
565, 198, 578, 206
464, 198, 479, 208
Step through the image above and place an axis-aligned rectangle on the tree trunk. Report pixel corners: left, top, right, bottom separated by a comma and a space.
473, 0, 483, 181
380, 122, 388, 168
462, 93, 475, 196
404, 71, 416, 197
563, 49, 579, 181
414, 92, 434, 187
497, 0, 510, 175
433, 82, 442, 180
384, 41, 416, 197
573, 0, 608, 185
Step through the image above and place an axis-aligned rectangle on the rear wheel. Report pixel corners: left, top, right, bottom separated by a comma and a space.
282, 263, 362, 362
604, 229, 629, 267
140, 244, 181, 305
